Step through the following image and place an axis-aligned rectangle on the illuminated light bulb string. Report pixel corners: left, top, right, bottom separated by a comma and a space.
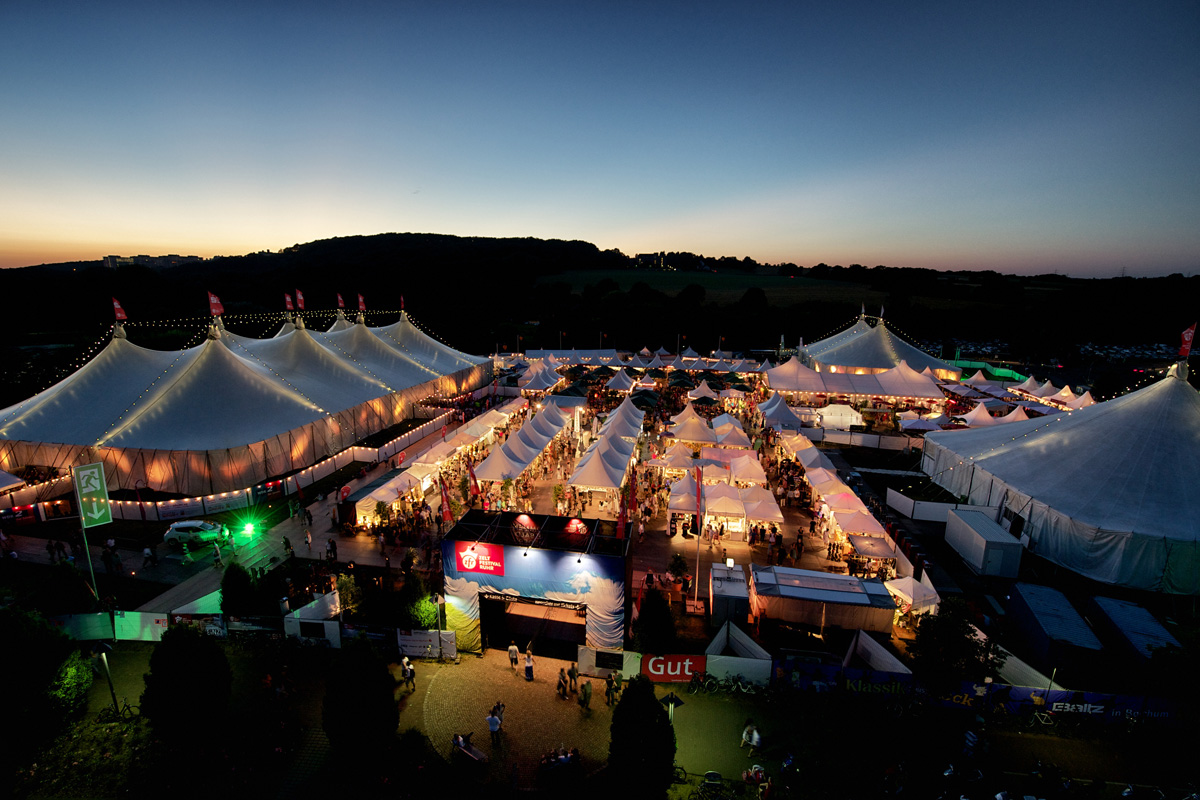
222, 336, 329, 415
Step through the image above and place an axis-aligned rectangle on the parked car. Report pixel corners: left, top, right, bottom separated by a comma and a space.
162, 519, 224, 549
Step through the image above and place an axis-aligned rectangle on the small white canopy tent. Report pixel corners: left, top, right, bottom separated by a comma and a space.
885, 577, 941, 615
819, 404, 864, 430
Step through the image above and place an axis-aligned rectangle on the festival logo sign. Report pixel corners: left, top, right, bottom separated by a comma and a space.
456, 541, 504, 576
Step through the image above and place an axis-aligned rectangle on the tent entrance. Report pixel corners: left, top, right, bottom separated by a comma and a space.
479, 594, 585, 660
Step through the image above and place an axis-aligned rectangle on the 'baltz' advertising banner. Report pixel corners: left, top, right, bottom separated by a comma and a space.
455, 541, 505, 576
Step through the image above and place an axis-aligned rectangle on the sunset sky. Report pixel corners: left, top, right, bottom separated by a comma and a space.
2, 1, 1197, 275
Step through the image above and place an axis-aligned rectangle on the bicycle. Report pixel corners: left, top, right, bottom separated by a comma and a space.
1026, 709, 1056, 728
97, 697, 139, 723
689, 771, 734, 800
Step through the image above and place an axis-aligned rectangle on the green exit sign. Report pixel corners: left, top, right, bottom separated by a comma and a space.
74, 462, 112, 529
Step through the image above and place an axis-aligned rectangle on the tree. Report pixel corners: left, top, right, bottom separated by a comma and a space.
396, 569, 436, 629
632, 589, 676, 655
336, 573, 363, 618
220, 562, 258, 616
322, 638, 398, 755
907, 598, 1006, 696
608, 674, 676, 797
140, 624, 232, 742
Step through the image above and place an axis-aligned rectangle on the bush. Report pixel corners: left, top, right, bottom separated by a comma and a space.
49, 649, 95, 718
632, 589, 676, 654
220, 562, 258, 616
140, 625, 232, 743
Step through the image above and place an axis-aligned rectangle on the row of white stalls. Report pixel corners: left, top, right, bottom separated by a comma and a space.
778, 432, 941, 620
566, 397, 645, 503
352, 399, 528, 524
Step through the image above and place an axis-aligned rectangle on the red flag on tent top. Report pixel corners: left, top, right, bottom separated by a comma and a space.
1182, 323, 1197, 358
336, 293, 345, 308
284, 293, 294, 311
357, 293, 366, 311
295, 290, 305, 310
400, 295, 405, 311
112, 297, 127, 321
207, 291, 224, 316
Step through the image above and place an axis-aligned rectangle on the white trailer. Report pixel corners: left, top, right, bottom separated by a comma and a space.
945, 509, 1022, 578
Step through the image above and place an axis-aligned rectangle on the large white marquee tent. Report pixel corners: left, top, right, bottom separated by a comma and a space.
922, 365, 1200, 594
801, 316, 960, 379
0, 313, 491, 495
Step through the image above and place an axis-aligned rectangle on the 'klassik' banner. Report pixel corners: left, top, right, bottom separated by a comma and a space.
455, 541, 504, 576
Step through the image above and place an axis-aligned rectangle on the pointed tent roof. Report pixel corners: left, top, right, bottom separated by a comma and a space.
688, 380, 719, 400
805, 318, 960, 377
963, 370, 990, 386
704, 482, 745, 516
1031, 380, 1060, 398
669, 415, 718, 444
956, 402, 1000, 427
671, 401, 705, 426
875, 361, 946, 399
521, 368, 562, 392
923, 366, 1200, 592
1048, 385, 1078, 404
1014, 375, 1041, 393
644, 354, 667, 369
313, 323, 434, 388
682, 346, 700, 358
273, 317, 296, 338
1065, 391, 1096, 409
101, 335, 324, 450
757, 358, 773, 372
371, 312, 486, 373
222, 326, 394, 411
997, 405, 1031, 424
326, 309, 352, 332
729, 453, 768, 484
655, 346, 671, 355
605, 370, 636, 392
765, 357, 827, 394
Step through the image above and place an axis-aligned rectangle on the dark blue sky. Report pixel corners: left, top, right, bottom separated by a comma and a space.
2, 1, 1197, 275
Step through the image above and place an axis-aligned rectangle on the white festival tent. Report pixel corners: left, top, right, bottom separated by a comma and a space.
0, 316, 490, 495
757, 392, 813, 430
885, 577, 941, 615
955, 402, 1000, 427
818, 404, 864, 430
997, 405, 1031, 424
605, 370, 636, 393
668, 415, 718, 445
671, 401, 706, 426
1064, 391, 1096, 409
688, 380, 720, 400
922, 365, 1200, 594
802, 317, 961, 379
1013, 375, 1041, 393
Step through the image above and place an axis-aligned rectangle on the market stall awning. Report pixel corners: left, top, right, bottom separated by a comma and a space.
848, 534, 896, 558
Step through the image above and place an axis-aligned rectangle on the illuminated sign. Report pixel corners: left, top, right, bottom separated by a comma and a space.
456, 542, 505, 576
641, 654, 706, 682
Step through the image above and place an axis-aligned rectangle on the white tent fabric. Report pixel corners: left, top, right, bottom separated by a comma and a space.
819, 404, 864, 430
1064, 391, 1096, 409
273, 317, 296, 337
956, 402, 1000, 427
765, 357, 827, 394
900, 417, 944, 432
570, 437, 634, 490
473, 405, 569, 482
1031, 380, 1060, 398
703, 482, 745, 516
728, 453, 768, 485
848, 534, 896, 558
716, 425, 752, 448
605, 370, 636, 392
520, 368, 562, 392
835, 510, 888, 536
0, 318, 490, 495
803, 318, 960, 379
682, 346, 700, 358
922, 366, 1200, 594
669, 415, 718, 444
885, 577, 941, 615
758, 391, 811, 430
1014, 375, 1041, 393
963, 370, 990, 385
688, 380, 719, 400
671, 401, 705, 426
997, 405, 1031, 424
326, 309, 353, 332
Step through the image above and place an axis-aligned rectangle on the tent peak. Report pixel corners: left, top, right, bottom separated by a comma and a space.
206, 324, 221, 340
112, 322, 127, 340
295, 315, 307, 330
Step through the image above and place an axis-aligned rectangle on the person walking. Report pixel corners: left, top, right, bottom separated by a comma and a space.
212, 541, 223, 568
604, 673, 616, 705
578, 679, 593, 711
141, 546, 154, 569
567, 662, 578, 693
508, 641, 520, 673
523, 648, 535, 682
486, 708, 502, 744
304, 529, 312, 551
181, 541, 194, 564
557, 668, 569, 699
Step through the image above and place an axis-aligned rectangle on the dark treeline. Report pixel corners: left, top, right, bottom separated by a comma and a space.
2, 233, 1196, 405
